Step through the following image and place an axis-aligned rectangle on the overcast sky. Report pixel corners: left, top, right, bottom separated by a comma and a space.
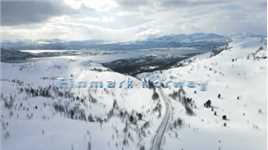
1, 0, 267, 42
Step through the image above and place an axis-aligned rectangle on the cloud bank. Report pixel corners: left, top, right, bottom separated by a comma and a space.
1, 0, 266, 41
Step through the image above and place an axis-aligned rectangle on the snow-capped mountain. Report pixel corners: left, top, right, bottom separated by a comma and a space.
1, 33, 228, 51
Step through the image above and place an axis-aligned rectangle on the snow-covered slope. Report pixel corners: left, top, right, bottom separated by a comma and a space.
138, 35, 267, 150
0, 58, 164, 150
0, 34, 267, 150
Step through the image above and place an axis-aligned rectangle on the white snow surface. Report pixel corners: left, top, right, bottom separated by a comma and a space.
138, 35, 267, 150
0, 34, 267, 150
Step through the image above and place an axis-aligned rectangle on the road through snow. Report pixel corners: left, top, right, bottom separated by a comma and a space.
150, 88, 172, 150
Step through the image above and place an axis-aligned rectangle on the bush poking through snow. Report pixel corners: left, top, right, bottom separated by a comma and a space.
152, 102, 162, 118
204, 100, 212, 108
152, 91, 159, 100
173, 118, 183, 128
222, 115, 227, 120
217, 93, 221, 99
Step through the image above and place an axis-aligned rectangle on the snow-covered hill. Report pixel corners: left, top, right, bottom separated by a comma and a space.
0, 34, 267, 150
0, 58, 165, 150
138, 34, 267, 150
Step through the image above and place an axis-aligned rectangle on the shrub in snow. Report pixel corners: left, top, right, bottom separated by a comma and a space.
182, 97, 195, 116
204, 100, 212, 108
173, 118, 183, 128
217, 93, 221, 99
222, 115, 227, 120
152, 91, 159, 100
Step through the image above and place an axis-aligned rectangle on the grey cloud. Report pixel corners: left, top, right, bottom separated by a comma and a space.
1, 0, 72, 26
116, 0, 151, 8
1, 0, 266, 41
159, 0, 228, 8
115, 0, 228, 10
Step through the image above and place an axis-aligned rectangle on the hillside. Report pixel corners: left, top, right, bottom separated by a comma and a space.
0, 34, 267, 150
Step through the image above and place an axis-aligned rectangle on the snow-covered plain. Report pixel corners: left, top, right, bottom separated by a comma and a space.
0, 34, 267, 150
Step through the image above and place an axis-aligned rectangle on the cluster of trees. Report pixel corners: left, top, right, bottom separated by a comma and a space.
170, 88, 195, 116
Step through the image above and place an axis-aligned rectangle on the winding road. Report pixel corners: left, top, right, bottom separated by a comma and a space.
151, 88, 172, 150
